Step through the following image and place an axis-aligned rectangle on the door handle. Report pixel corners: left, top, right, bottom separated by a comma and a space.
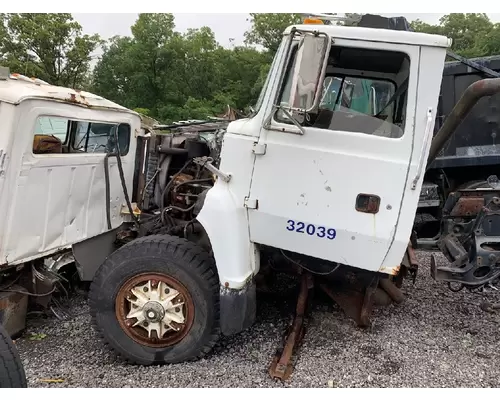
355, 193, 381, 214
411, 108, 433, 190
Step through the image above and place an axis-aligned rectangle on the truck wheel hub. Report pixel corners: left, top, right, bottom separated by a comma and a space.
115, 273, 195, 348
143, 301, 165, 322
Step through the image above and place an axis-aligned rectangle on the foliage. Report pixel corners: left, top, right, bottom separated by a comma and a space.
0, 13, 102, 88
93, 13, 269, 123
244, 13, 302, 55
4, 13, 500, 123
411, 13, 500, 58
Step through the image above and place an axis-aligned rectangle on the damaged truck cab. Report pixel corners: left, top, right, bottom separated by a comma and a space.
200, 23, 450, 294
0, 68, 143, 335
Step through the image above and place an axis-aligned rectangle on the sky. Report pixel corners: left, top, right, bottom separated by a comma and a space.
73, 13, 500, 49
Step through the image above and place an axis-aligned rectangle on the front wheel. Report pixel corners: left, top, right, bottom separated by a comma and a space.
89, 235, 220, 365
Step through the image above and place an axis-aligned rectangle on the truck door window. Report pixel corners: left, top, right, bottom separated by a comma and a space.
276, 44, 410, 139
32, 116, 131, 156
33, 116, 69, 154
35, 116, 69, 142
73, 122, 130, 155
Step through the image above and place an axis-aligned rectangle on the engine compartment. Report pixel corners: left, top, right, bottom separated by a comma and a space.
130, 119, 228, 248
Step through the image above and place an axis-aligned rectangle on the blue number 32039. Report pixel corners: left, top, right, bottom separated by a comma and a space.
286, 220, 336, 240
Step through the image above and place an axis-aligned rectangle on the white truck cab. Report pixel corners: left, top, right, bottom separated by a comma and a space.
0, 68, 142, 275
199, 22, 451, 290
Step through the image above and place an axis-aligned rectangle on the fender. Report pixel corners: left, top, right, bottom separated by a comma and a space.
196, 179, 259, 336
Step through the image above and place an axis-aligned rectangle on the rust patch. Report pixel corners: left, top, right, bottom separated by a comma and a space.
379, 264, 400, 275
319, 275, 379, 328
115, 273, 195, 348
65, 92, 90, 106
379, 279, 404, 304
0, 286, 28, 337
407, 242, 418, 269
450, 195, 483, 217
269, 273, 312, 381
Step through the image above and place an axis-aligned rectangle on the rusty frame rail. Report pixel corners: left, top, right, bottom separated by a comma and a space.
269, 273, 312, 381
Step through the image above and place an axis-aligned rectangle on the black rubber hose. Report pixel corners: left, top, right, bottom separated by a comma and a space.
157, 146, 189, 155
113, 128, 140, 229
104, 153, 112, 230
104, 128, 140, 231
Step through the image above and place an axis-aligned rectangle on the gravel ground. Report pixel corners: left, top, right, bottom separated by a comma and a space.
14, 251, 500, 388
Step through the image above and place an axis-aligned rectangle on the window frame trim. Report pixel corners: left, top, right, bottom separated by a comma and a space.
267, 38, 415, 139
31, 114, 132, 158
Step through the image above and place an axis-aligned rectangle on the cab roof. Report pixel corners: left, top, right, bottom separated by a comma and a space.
0, 72, 136, 114
285, 24, 451, 49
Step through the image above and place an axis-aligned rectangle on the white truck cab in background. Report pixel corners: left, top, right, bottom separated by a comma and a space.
0, 68, 143, 335
0, 70, 141, 268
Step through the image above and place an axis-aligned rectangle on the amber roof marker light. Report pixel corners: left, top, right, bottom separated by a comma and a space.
300, 13, 355, 25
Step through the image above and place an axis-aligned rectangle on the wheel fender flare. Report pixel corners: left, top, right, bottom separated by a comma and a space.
196, 181, 258, 336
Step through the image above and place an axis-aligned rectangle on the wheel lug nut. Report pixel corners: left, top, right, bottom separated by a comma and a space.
143, 287, 149, 292
175, 307, 180, 312
165, 288, 170, 294
143, 322, 149, 327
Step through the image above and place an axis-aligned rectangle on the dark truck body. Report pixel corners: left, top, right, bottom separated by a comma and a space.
430, 56, 500, 171
416, 56, 500, 244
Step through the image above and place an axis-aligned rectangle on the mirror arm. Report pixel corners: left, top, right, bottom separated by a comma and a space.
281, 108, 305, 135
262, 105, 276, 130
263, 105, 305, 135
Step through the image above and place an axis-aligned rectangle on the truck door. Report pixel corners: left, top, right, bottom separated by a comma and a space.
247, 35, 424, 273
2, 101, 137, 264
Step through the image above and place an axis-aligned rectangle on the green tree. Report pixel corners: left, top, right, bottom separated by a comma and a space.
0, 13, 102, 88
342, 13, 363, 26
92, 36, 137, 107
93, 13, 270, 123
93, 14, 180, 118
244, 13, 302, 54
411, 13, 495, 58
481, 24, 500, 56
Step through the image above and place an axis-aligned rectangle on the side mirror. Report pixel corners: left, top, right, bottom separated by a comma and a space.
284, 32, 331, 113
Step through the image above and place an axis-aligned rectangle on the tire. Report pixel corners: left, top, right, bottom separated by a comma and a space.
89, 234, 220, 365
0, 324, 27, 388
